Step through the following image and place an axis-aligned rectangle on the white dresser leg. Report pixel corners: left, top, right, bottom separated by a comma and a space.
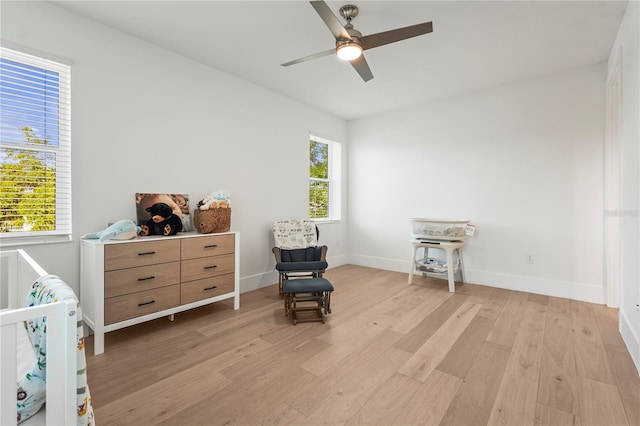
94, 331, 104, 356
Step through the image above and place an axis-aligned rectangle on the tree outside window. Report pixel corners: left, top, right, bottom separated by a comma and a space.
309, 135, 341, 221
0, 127, 57, 232
309, 139, 329, 218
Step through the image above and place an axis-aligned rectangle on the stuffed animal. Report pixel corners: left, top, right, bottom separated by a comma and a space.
197, 190, 231, 210
82, 219, 141, 242
197, 194, 215, 210
213, 190, 230, 208
139, 202, 183, 236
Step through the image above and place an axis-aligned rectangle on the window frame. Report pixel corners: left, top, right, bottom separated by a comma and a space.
0, 46, 72, 246
309, 134, 341, 222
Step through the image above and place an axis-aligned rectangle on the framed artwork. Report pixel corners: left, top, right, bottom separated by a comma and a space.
135, 193, 191, 233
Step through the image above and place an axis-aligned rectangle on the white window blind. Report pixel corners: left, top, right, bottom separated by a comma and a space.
0, 46, 71, 244
309, 134, 341, 221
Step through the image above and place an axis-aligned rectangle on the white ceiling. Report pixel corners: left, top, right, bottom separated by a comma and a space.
51, 0, 628, 120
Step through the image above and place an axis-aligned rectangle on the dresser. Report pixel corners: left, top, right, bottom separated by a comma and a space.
81, 231, 240, 355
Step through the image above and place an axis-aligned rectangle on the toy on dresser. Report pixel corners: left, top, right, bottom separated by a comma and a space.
194, 190, 231, 234
196, 190, 231, 210
140, 202, 183, 236
82, 219, 140, 242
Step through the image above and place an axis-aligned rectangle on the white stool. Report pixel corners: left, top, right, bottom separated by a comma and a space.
408, 239, 465, 292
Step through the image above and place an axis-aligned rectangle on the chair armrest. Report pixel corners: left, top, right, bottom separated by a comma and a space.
272, 247, 283, 263
318, 245, 328, 261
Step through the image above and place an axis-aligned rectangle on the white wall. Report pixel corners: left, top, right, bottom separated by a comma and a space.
610, 1, 640, 375
0, 1, 348, 294
348, 64, 606, 304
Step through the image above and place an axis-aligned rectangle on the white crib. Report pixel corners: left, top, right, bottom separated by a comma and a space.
0, 249, 90, 425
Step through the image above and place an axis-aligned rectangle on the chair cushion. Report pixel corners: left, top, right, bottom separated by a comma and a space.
276, 261, 328, 272
280, 247, 322, 262
282, 278, 334, 294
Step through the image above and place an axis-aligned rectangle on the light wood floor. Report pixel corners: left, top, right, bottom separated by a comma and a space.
85, 265, 640, 426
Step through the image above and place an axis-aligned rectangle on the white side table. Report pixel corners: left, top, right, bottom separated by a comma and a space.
408, 239, 465, 292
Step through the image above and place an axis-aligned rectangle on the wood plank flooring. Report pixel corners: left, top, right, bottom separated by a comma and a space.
85, 265, 639, 425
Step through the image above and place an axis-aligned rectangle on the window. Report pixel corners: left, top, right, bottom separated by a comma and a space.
309, 134, 341, 221
0, 46, 71, 245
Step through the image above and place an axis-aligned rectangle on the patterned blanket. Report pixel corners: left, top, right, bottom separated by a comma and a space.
273, 219, 318, 249
17, 275, 94, 425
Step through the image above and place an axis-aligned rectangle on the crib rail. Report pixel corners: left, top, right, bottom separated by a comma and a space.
0, 249, 77, 426
1, 249, 47, 310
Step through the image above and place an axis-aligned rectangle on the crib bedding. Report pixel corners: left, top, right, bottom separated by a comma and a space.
16, 275, 94, 426
16, 325, 43, 425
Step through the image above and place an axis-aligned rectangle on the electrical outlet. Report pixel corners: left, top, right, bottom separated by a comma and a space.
526, 254, 534, 264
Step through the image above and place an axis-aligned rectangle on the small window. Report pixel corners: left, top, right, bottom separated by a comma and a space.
0, 47, 71, 245
309, 135, 341, 221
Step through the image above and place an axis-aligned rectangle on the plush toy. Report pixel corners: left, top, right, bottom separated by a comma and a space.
82, 219, 140, 242
197, 190, 231, 210
196, 194, 214, 210
140, 202, 183, 236
213, 190, 230, 208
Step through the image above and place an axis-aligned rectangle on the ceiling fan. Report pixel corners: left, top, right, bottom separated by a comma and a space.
281, 1, 433, 82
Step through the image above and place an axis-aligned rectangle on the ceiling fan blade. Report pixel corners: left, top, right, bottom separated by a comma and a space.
360, 22, 433, 51
310, 1, 352, 41
281, 48, 336, 67
350, 54, 374, 82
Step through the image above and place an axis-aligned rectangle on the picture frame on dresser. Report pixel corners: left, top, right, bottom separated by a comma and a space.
80, 231, 240, 355
135, 192, 192, 232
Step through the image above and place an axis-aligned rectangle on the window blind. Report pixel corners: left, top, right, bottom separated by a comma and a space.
0, 46, 71, 241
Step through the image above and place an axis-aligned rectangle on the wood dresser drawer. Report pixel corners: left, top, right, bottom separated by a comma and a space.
105, 239, 180, 271
181, 253, 235, 282
105, 261, 180, 298
180, 273, 235, 304
105, 284, 180, 325
81, 232, 239, 355
181, 234, 235, 260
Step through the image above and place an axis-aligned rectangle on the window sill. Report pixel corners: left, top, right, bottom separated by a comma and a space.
311, 219, 341, 224
0, 234, 73, 248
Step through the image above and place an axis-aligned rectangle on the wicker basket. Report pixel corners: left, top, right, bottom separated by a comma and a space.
193, 208, 231, 234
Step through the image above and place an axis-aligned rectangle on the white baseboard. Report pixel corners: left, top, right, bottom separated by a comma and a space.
348, 254, 605, 304
348, 254, 410, 275
240, 270, 279, 293
620, 309, 640, 376
326, 253, 349, 269
465, 269, 605, 304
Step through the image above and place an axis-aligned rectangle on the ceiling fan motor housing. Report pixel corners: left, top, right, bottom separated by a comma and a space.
336, 24, 363, 48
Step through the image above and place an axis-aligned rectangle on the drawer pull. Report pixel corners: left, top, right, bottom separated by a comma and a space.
137, 300, 156, 307
204, 244, 218, 249
137, 276, 156, 282
203, 285, 218, 291
138, 251, 156, 256
204, 265, 218, 270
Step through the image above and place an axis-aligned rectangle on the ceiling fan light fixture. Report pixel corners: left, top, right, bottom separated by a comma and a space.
336, 42, 362, 61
